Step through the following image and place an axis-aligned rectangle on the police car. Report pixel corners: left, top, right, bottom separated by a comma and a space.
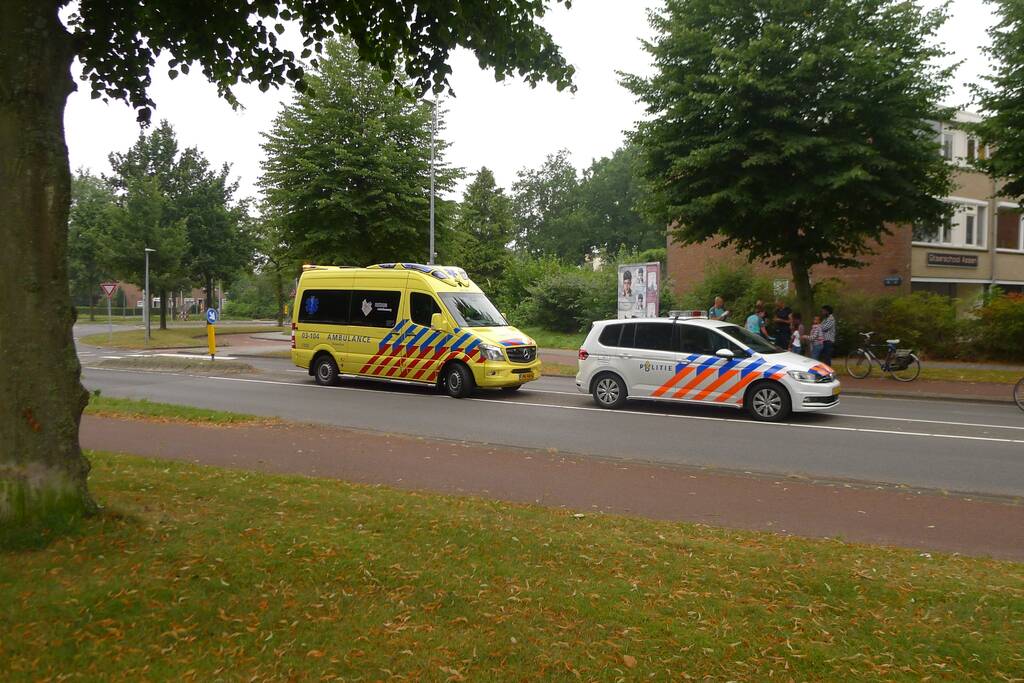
576, 311, 840, 421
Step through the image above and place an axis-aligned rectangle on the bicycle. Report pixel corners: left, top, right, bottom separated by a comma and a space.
1015, 377, 1024, 412
845, 332, 921, 382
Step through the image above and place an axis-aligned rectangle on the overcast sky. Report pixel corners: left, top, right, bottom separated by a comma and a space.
64, 0, 996, 203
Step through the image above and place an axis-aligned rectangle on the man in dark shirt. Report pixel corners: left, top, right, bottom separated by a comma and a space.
772, 299, 791, 349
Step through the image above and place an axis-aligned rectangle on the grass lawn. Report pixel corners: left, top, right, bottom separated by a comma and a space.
541, 361, 577, 377
919, 366, 1022, 384
520, 326, 587, 350
84, 395, 271, 425
80, 324, 285, 350
2, 453, 1022, 680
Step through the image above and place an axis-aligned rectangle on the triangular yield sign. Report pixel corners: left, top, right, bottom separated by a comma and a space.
100, 282, 118, 298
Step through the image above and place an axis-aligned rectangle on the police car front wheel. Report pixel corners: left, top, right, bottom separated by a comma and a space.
746, 381, 791, 422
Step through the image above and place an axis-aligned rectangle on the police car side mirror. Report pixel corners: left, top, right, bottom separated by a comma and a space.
430, 312, 450, 332
715, 348, 735, 359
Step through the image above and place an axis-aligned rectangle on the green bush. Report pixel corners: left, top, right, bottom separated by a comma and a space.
524, 269, 609, 332
972, 292, 1024, 360
877, 292, 963, 359
679, 262, 774, 325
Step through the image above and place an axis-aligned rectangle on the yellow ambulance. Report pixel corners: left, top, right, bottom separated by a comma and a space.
291, 263, 541, 397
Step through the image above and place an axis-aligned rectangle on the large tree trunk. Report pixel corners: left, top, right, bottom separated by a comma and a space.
789, 255, 816, 325
205, 277, 214, 315
0, 0, 95, 529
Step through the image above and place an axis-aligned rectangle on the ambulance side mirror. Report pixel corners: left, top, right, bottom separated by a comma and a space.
430, 312, 451, 332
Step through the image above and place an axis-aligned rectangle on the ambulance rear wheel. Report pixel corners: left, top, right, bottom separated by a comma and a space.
313, 354, 340, 386
443, 363, 475, 399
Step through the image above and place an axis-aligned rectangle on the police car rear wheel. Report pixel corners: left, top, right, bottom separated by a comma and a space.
443, 363, 474, 399
746, 381, 791, 422
313, 355, 339, 386
592, 374, 627, 409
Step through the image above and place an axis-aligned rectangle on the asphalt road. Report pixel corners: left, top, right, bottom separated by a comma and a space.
77, 342, 1024, 499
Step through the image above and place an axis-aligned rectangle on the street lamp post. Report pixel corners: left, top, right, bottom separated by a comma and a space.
428, 95, 437, 265
144, 247, 155, 346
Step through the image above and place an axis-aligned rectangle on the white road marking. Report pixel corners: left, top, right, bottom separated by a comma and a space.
190, 374, 1024, 446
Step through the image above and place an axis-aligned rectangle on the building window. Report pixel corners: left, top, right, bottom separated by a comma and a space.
941, 132, 954, 160
913, 201, 986, 248
997, 207, 1024, 251
967, 137, 976, 161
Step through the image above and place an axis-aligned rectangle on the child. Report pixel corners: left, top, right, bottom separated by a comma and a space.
809, 315, 824, 360
789, 311, 804, 354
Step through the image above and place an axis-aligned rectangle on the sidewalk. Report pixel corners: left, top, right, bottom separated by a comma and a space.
541, 348, 1020, 404
81, 415, 1024, 560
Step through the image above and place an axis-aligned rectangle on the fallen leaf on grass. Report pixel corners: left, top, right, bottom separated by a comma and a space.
623, 654, 637, 668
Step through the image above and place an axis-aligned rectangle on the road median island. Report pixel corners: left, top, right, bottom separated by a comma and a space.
94, 356, 258, 376
80, 324, 285, 350
3, 447, 1022, 680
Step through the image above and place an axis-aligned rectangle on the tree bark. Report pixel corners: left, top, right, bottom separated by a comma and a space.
0, 0, 95, 527
205, 277, 214, 314
789, 254, 816, 325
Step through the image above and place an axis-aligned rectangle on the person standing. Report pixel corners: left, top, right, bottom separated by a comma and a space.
772, 299, 791, 349
746, 305, 769, 339
789, 311, 805, 354
707, 296, 729, 321
819, 305, 836, 366
809, 315, 824, 360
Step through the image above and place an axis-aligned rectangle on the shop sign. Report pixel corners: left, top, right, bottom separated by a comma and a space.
926, 252, 978, 268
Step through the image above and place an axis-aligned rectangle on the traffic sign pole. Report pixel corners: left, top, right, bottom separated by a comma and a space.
100, 282, 118, 344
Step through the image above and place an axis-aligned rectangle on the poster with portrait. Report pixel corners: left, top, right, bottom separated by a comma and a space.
617, 262, 661, 319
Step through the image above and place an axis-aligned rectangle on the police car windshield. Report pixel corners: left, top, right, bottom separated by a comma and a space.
718, 324, 783, 354
439, 292, 507, 328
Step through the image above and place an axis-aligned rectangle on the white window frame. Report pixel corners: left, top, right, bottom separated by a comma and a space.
912, 197, 988, 251
995, 202, 1024, 253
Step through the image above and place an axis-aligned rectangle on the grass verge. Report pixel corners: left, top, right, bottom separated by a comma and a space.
520, 326, 587, 351
2, 452, 1021, 679
80, 324, 285, 350
541, 361, 577, 377
84, 395, 270, 425
919, 366, 1022, 384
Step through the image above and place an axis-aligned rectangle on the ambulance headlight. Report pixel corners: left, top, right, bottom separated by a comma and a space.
787, 370, 817, 383
479, 343, 506, 362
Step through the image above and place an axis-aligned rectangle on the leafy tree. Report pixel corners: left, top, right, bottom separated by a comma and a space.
68, 171, 117, 320
622, 0, 954, 318
511, 150, 585, 260
447, 168, 515, 290
261, 40, 460, 265
2, 0, 573, 530
576, 146, 664, 254
971, 0, 1024, 200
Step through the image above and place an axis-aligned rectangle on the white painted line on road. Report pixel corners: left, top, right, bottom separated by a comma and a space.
151, 352, 239, 360
832, 412, 1024, 432
196, 374, 1024, 446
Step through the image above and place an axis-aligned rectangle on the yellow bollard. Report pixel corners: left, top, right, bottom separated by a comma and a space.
207, 323, 216, 360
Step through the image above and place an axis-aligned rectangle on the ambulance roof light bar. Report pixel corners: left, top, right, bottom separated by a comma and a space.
669, 310, 709, 320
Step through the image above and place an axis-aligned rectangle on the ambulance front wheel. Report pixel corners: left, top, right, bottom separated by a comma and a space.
442, 362, 475, 399
313, 354, 340, 386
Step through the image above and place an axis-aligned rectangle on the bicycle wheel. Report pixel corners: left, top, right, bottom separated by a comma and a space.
1014, 378, 1024, 412
845, 351, 872, 379
889, 354, 921, 382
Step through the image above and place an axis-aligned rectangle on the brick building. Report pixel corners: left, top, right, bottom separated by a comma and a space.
667, 111, 1024, 306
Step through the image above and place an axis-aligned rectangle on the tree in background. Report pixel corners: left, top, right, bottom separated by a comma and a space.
972, 0, 1024, 201
623, 0, 954, 318
511, 150, 584, 259
1, 0, 574, 532
261, 40, 460, 266
447, 168, 515, 291
576, 146, 664, 254
68, 171, 116, 320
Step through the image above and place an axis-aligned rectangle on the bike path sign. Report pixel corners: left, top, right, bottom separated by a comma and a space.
206, 308, 219, 325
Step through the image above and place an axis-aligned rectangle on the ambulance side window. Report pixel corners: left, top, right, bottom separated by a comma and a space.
298, 289, 351, 325
410, 292, 442, 327
350, 290, 401, 328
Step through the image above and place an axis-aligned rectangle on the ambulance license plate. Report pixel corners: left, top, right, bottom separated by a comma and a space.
520, 372, 534, 382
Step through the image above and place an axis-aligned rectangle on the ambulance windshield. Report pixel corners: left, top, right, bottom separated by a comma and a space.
439, 292, 507, 328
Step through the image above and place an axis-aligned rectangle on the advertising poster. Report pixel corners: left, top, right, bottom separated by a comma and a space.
617, 262, 661, 319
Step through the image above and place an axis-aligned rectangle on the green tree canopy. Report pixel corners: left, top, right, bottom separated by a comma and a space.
446, 167, 516, 289
260, 39, 460, 266
511, 149, 584, 259
622, 0, 954, 316
972, 0, 1024, 200
67, 170, 117, 317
